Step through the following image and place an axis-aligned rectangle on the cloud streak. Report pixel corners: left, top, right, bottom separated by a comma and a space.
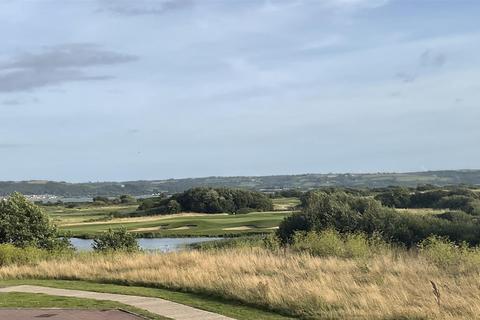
0, 44, 138, 93
99, 0, 193, 15
0, 143, 28, 149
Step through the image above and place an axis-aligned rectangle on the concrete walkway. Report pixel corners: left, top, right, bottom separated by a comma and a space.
0, 285, 236, 320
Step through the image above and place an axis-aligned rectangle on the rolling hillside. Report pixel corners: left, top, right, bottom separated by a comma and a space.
1, 169, 479, 197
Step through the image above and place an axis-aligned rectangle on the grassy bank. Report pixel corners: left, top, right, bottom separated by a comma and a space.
1, 246, 479, 319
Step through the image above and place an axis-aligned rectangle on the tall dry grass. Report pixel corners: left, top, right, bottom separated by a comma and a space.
1, 248, 480, 319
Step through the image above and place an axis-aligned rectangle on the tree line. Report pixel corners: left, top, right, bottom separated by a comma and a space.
278, 190, 480, 247
374, 186, 480, 215
138, 187, 273, 214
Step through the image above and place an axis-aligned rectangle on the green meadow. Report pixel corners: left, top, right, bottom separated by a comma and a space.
43, 198, 297, 238
58, 211, 292, 238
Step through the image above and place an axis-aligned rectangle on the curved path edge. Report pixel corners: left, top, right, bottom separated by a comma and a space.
0, 285, 235, 320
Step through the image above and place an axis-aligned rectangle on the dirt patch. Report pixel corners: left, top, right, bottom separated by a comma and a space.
222, 226, 253, 231
169, 226, 192, 230
131, 226, 162, 232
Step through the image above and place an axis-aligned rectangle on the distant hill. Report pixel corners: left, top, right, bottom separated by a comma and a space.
1, 170, 480, 197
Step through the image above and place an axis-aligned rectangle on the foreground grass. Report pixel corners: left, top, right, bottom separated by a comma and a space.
0, 292, 169, 320
59, 211, 292, 238
0, 279, 291, 320
1, 248, 479, 319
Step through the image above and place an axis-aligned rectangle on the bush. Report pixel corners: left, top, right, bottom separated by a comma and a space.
292, 230, 344, 257
0, 244, 48, 266
436, 211, 477, 223
278, 190, 480, 247
0, 192, 68, 249
262, 233, 281, 251
92, 228, 139, 252
166, 200, 181, 214
435, 195, 480, 215
419, 236, 480, 273
291, 230, 387, 259
119, 194, 137, 204
374, 187, 411, 208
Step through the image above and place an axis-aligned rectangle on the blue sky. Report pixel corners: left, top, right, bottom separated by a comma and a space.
0, 0, 479, 182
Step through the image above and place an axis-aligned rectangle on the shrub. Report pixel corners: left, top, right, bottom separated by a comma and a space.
436, 211, 477, 223
278, 190, 480, 247
92, 228, 139, 252
166, 199, 181, 214
374, 187, 411, 208
291, 230, 387, 259
262, 233, 281, 251
0, 244, 47, 266
419, 236, 480, 273
292, 230, 344, 257
119, 194, 137, 204
0, 192, 68, 250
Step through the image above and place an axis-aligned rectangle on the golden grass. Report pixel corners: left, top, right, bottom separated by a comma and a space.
1, 249, 479, 319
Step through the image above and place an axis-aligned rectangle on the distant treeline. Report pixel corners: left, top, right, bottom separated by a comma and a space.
375, 187, 480, 215
138, 187, 273, 214
39, 195, 137, 208
1, 169, 480, 196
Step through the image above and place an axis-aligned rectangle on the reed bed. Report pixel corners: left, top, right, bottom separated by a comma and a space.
1, 248, 479, 319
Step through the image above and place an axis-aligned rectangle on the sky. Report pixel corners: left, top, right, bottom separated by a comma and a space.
0, 0, 479, 182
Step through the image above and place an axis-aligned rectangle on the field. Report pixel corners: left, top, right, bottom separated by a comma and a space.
270, 197, 301, 210
1, 248, 479, 320
44, 204, 138, 225
43, 198, 296, 238
59, 211, 291, 237
44, 199, 445, 238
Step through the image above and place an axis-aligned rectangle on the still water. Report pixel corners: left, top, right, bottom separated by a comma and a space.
70, 237, 222, 252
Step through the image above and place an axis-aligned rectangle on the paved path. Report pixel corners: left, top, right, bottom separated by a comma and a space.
0, 285, 235, 320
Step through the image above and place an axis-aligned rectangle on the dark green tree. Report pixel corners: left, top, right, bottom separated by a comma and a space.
119, 194, 137, 204
167, 200, 181, 214
0, 192, 66, 249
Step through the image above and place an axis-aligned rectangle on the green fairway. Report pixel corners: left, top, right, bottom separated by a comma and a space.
0, 292, 169, 320
44, 204, 138, 225
58, 210, 293, 237
0, 280, 293, 320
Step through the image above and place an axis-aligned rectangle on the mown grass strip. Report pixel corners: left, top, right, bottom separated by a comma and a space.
0, 280, 295, 320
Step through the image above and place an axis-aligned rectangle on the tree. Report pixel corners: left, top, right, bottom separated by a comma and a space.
92, 228, 139, 252
278, 190, 480, 247
0, 192, 66, 249
93, 196, 110, 204
119, 194, 137, 204
374, 187, 411, 208
167, 200, 181, 214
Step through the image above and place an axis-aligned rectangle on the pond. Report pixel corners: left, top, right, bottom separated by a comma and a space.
69, 237, 222, 252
